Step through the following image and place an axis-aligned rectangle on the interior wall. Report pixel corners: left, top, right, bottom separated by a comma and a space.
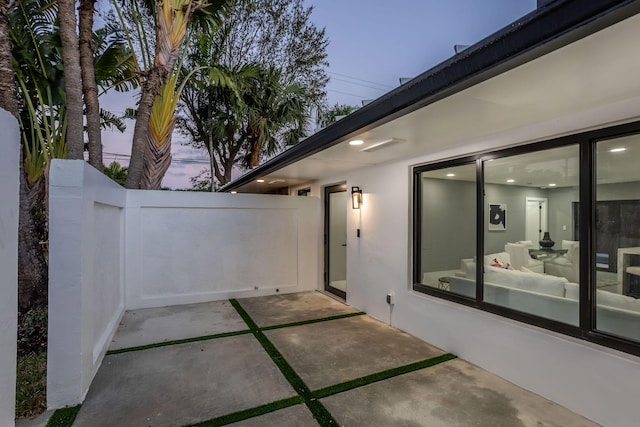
484, 184, 546, 253
315, 144, 640, 427
421, 178, 476, 271
0, 110, 19, 427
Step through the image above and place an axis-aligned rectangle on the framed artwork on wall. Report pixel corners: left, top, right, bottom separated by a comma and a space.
488, 203, 507, 230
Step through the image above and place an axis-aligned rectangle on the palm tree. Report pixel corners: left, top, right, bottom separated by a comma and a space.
79, 0, 102, 169
0, 0, 18, 115
123, 0, 233, 189
57, 0, 84, 159
244, 66, 308, 167
3, 0, 49, 310
316, 103, 359, 129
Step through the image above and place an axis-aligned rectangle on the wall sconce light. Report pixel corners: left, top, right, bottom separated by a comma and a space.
352, 186, 363, 209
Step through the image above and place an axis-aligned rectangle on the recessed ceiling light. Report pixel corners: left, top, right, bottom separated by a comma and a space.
256, 179, 265, 183
446, 173, 455, 177
349, 140, 364, 146
609, 147, 627, 153
507, 179, 515, 183
231, 191, 237, 194
548, 183, 557, 187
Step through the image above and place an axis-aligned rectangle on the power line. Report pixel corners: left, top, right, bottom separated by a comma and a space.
329, 76, 389, 92
326, 88, 369, 99
328, 71, 395, 89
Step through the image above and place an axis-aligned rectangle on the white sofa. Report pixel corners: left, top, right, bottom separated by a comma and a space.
543, 240, 579, 283
449, 264, 640, 341
505, 242, 544, 274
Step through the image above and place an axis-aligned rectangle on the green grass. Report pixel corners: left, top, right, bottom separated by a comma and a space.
106, 329, 252, 355
229, 299, 339, 426
187, 396, 304, 426
261, 311, 366, 331
313, 353, 458, 398
46, 405, 81, 427
15, 351, 47, 419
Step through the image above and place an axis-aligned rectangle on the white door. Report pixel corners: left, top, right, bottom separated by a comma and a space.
525, 198, 548, 244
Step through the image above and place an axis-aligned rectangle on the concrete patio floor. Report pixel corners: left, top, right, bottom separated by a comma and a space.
66, 291, 598, 426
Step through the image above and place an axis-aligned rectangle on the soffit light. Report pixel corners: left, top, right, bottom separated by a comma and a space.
352, 186, 363, 209
256, 179, 265, 183
349, 140, 364, 146
507, 179, 515, 183
446, 173, 456, 177
360, 138, 404, 152
609, 147, 626, 152
549, 183, 557, 187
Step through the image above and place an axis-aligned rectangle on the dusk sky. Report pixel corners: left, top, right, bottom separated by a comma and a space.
100, 0, 536, 189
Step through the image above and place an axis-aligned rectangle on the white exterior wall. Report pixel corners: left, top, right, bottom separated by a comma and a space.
313, 129, 640, 427
47, 161, 320, 407
48, 160, 127, 408
124, 190, 319, 309
0, 110, 19, 427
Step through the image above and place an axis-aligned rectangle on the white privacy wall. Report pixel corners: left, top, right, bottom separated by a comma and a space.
48, 160, 127, 408
0, 110, 19, 427
47, 160, 320, 407
312, 136, 640, 427
125, 190, 320, 309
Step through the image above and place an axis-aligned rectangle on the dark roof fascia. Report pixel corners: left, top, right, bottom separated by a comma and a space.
220, 0, 640, 193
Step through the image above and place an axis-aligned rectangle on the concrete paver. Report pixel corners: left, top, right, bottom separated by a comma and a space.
321, 358, 599, 427
227, 404, 318, 427
59, 292, 599, 427
109, 300, 247, 350
265, 315, 445, 390
237, 291, 359, 327
74, 335, 296, 426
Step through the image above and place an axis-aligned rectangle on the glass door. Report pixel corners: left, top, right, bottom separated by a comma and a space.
324, 184, 347, 299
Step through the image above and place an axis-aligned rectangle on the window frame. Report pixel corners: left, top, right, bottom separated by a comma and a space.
412, 121, 640, 357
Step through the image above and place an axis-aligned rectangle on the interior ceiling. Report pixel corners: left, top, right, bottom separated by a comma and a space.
237, 13, 640, 194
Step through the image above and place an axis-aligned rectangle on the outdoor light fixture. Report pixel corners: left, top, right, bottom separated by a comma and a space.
352, 186, 363, 209
349, 139, 364, 146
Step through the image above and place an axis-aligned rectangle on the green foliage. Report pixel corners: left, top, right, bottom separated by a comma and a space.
317, 103, 359, 129
15, 352, 47, 419
17, 305, 48, 356
178, 0, 329, 187
103, 161, 128, 185
46, 405, 81, 427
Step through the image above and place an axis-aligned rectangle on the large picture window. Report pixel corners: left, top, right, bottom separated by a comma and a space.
482, 146, 580, 325
595, 135, 640, 342
413, 123, 640, 357
417, 163, 476, 295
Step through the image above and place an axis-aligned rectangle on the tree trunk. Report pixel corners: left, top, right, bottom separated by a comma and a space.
58, 0, 85, 160
79, 0, 103, 170
124, 66, 168, 189
0, 0, 17, 116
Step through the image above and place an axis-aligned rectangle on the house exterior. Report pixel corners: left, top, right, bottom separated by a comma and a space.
220, 1, 640, 426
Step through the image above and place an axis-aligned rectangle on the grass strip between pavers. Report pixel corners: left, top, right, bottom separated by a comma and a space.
105, 329, 252, 355
229, 299, 339, 426
45, 405, 81, 427
186, 396, 304, 427
261, 311, 366, 331
313, 353, 458, 399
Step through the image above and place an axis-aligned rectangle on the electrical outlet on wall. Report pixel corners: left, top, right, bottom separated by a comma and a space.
386, 292, 395, 305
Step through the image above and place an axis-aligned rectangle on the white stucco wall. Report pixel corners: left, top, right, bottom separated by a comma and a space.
48, 160, 127, 408
0, 110, 19, 427
124, 190, 320, 309
312, 119, 640, 427
47, 161, 320, 407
